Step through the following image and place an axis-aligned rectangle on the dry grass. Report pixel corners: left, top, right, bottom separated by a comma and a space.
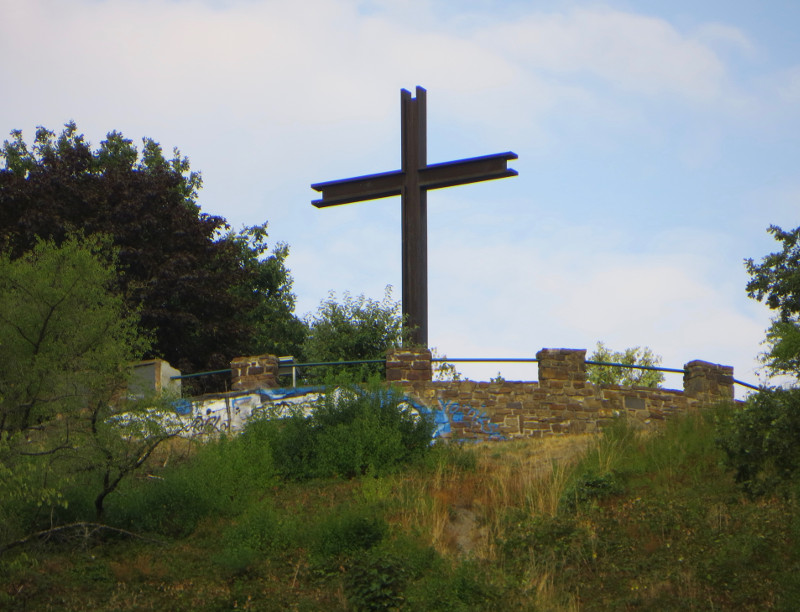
393, 434, 595, 560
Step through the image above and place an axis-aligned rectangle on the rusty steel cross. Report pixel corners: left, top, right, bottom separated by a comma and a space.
311, 86, 518, 347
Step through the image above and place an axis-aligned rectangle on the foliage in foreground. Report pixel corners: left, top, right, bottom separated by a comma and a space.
254, 380, 435, 481
0, 237, 177, 546
3, 403, 800, 611
717, 386, 800, 496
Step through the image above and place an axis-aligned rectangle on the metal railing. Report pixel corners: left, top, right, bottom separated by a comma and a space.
433, 357, 759, 391
171, 356, 760, 391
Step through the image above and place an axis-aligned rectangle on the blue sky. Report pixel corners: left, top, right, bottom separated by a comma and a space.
2, 0, 799, 394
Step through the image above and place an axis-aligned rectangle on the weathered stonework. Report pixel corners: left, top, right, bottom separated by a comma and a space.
684, 360, 734, 403
386, 348, 432, 382
231, 354, 279, 391
392, 348, 737, 441
225, 348, 737, 442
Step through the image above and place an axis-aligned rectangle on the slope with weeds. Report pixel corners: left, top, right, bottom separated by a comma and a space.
2, 397, 799, 610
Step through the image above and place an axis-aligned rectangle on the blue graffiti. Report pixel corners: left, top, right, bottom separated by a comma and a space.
405, 398, 505, 442
164, 385, 505, 443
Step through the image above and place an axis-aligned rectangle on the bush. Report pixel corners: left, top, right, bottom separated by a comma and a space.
717, 387, 800, 496
344, 551, 408, 611
309, 503, 388, 561
106, 424, 277, 536
267, 381, 435, 480
214, 503, 297, 575
560, 470, 623, 512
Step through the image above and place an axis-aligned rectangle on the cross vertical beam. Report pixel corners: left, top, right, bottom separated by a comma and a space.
401, 87, 428, 346
311, 86, 517, 349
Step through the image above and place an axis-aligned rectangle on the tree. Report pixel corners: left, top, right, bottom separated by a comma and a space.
227, 223, 307, 361
0, 235, 145, 438
430, 347, 462, 382
714, 226, 800, 498
0, 236, 177, 540
586, 341, 664, 387
0, 123, 303, 382
302, 287, 405, 381
745, 224, 800, 379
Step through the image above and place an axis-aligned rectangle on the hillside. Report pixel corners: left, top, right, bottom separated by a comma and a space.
2, 399, 799, 611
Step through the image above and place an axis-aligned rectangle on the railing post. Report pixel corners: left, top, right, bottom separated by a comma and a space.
536, 348, 587, 388
231, 354, 280, 391
386, 348, 432, 382
683, 360, 734, 404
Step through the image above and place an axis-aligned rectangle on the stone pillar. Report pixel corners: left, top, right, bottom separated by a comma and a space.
231, 354, 279, 391
386, 348, 432, 382
536, 349, 587, 387
683, 360, 734, 404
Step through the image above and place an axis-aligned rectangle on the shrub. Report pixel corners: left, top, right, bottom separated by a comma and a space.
560, 470, 623, 512
266, 381, 435, 481
717, 387, 800, 496
309, 503, 388, 561
214, 503, 297, 575
344, 551, 408, 611
106, 424, 277, 535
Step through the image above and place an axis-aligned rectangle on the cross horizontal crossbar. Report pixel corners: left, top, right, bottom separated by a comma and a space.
311, 151, 518, 208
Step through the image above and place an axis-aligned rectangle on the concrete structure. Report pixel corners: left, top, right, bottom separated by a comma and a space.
130, 359, 181, 398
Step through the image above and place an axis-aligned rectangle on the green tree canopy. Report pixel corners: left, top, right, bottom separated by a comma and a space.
586, 341, 664, 388
745, 224, 800, 378
0, 236, 173, 533
302, 287, 405, 381
0, 235, 146, 437
0, 123, 303, 382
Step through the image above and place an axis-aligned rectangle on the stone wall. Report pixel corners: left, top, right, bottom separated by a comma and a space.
227, 348, 735, 442
387, 348, 735, 441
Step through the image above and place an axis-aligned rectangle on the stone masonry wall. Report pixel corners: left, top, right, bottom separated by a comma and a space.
388, 348, 735, 441
227, 348, 736, 442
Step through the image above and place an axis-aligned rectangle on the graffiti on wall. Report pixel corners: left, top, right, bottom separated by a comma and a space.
179, 388, 323, 436
114, 386, 504, 443
403, 398, 505, 441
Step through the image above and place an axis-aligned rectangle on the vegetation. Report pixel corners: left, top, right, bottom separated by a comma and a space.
3, 403, 799, 610
0, 123, 303, 382
586, 341, 664, 387
714, 223, 800, 500
4, 133, 800, 609
745, 224, 800, 377
0, 237, 179, 544
431, 347, 463, 382
302, 287, 406, 382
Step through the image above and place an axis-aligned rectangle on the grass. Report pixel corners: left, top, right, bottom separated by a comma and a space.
3, 407, 800, 610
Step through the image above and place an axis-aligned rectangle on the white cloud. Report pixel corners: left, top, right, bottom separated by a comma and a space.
477, 8, 731, 103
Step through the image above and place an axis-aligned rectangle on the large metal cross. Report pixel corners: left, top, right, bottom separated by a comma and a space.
311, 86, 517, 347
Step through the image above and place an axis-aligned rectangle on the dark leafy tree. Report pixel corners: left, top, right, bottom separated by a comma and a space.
227, 222, 307, 361
0, 123, 303, 382
745, 224, 800, 378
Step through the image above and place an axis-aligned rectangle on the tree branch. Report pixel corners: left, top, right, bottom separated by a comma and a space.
0, 522, 164, 556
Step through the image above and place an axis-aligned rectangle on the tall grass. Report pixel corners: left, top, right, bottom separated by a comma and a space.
5, 405, 800, 611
